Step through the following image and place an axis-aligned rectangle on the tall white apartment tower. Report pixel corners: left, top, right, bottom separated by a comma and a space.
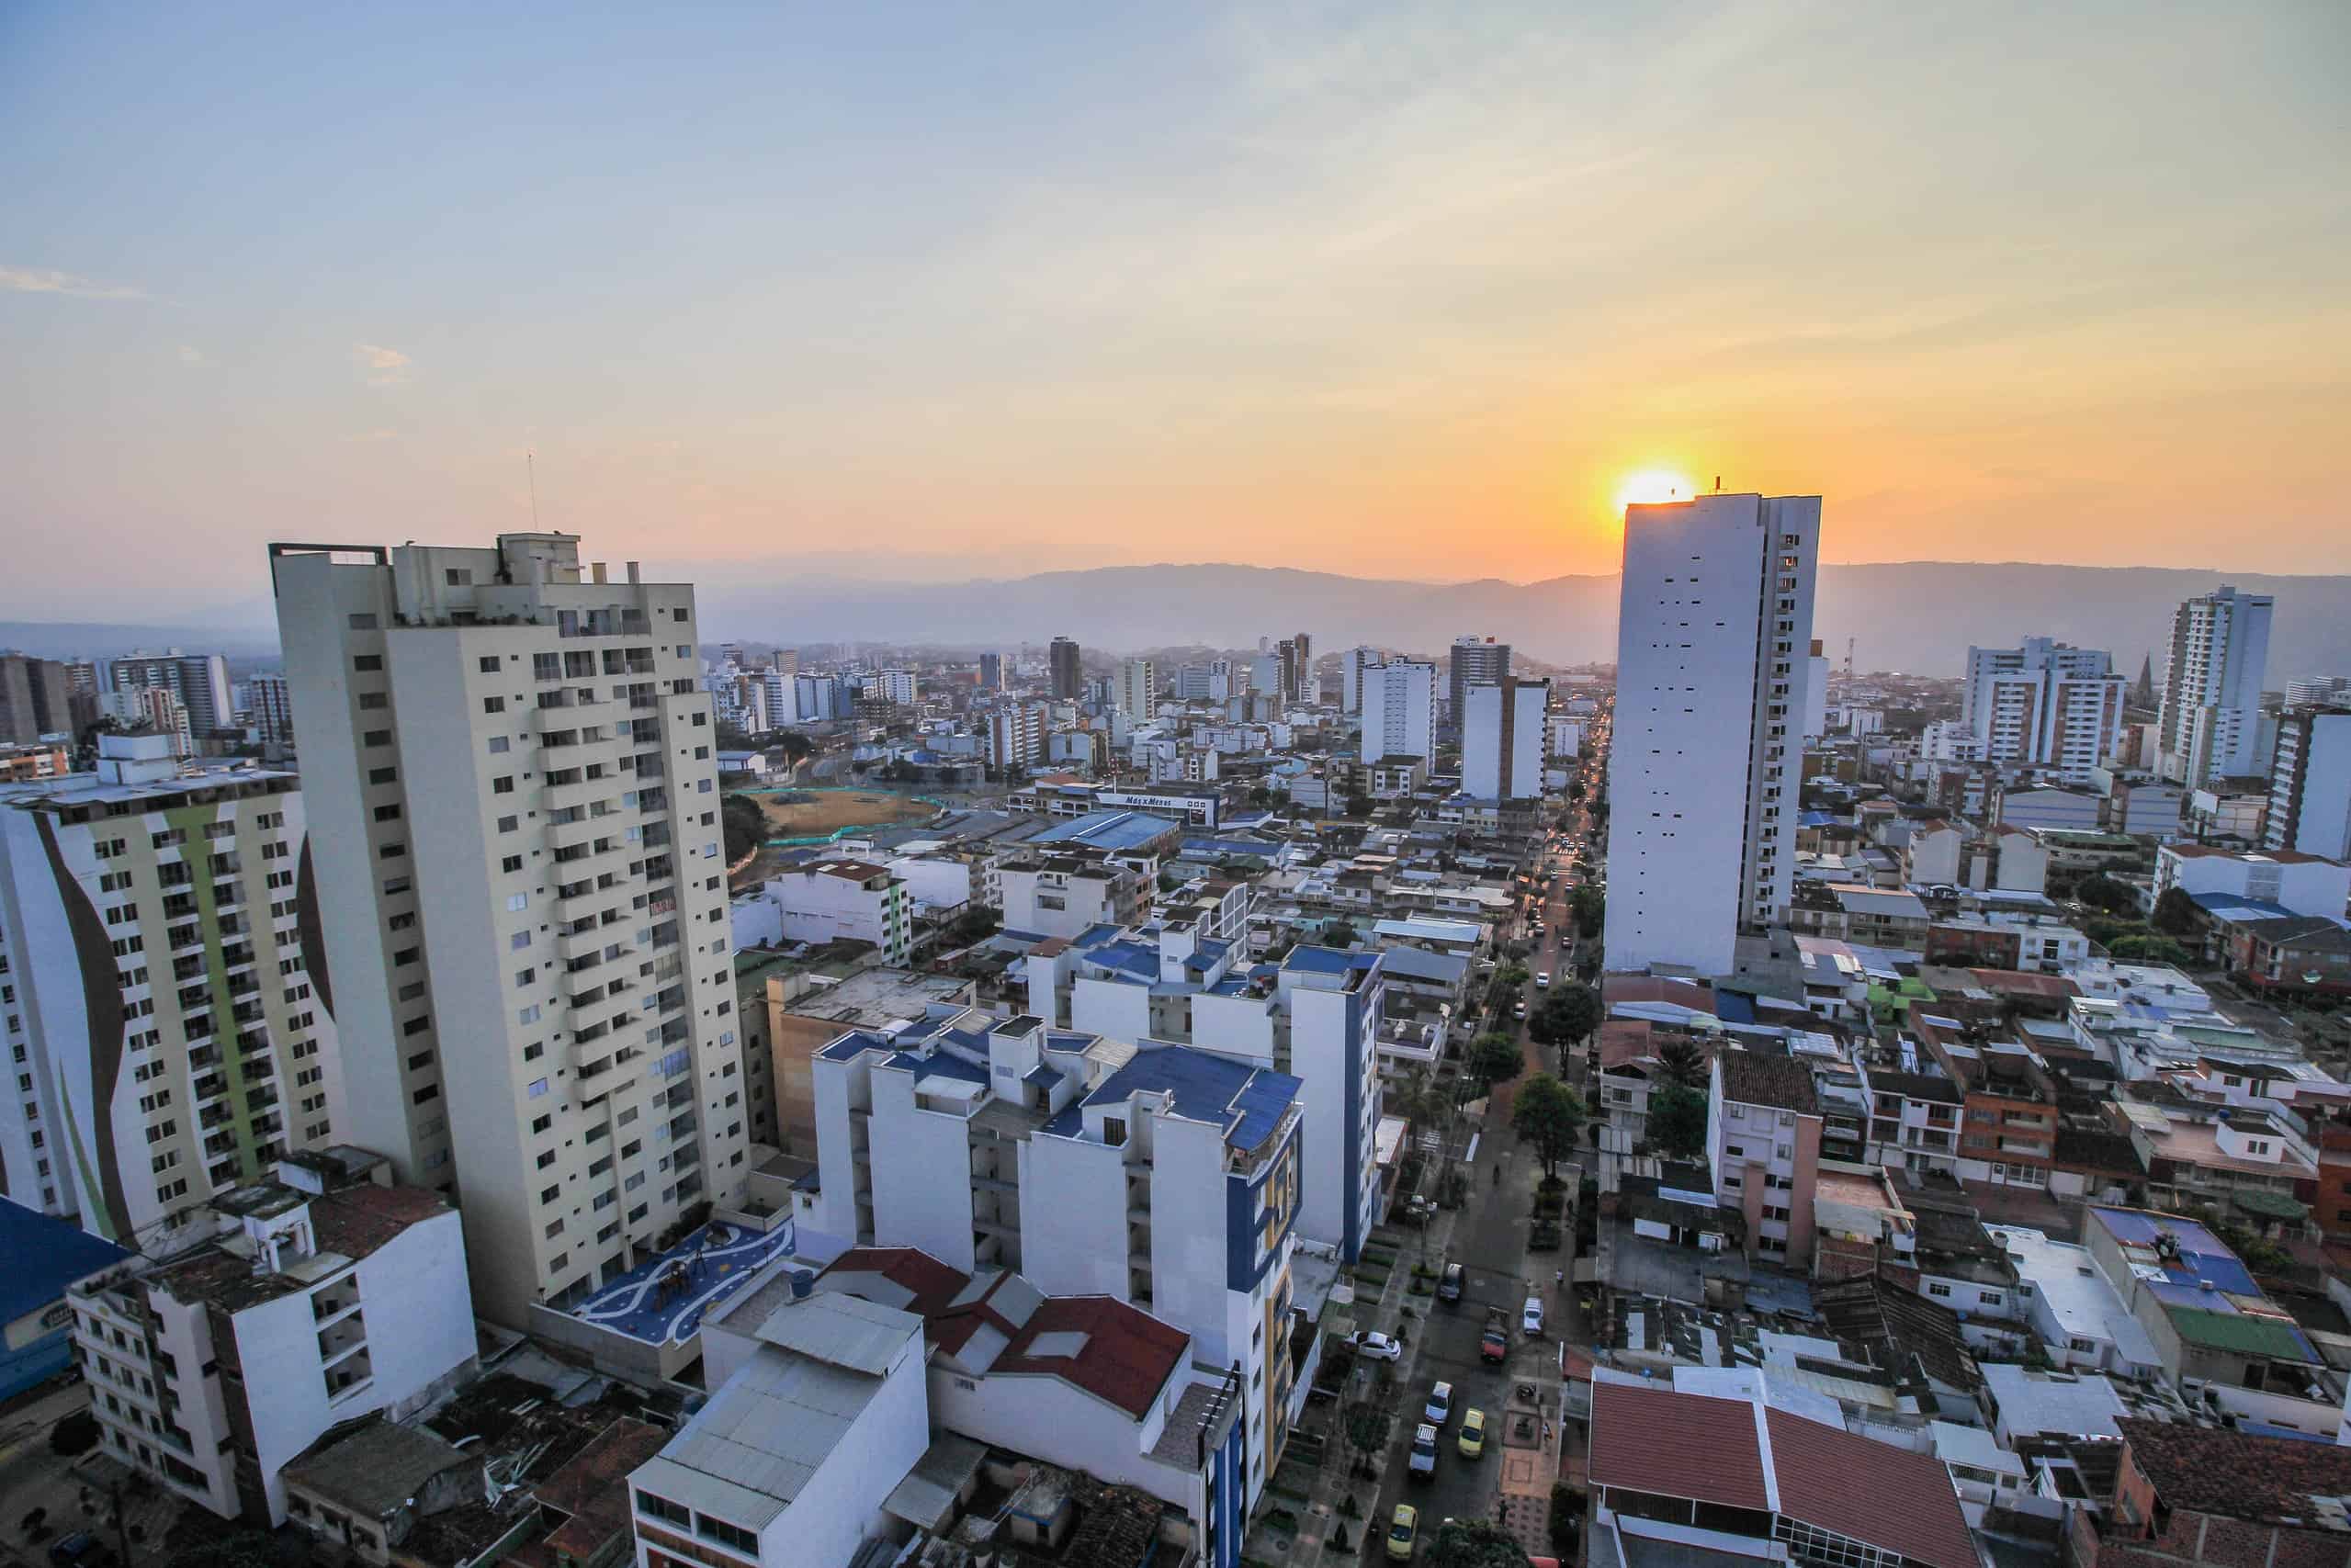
1604, 493, 1820, 976
1339, 647, 1380, 715
269, 534, 747, 1325
1961, 638, 2125, 782
2157, 585, 2273, 785
1462, 676, 1549, 800
1358, 661, 1437, 764
1115, 658, 1159, 722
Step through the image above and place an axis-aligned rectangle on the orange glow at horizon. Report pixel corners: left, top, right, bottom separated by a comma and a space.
1613, 468, 1697, 513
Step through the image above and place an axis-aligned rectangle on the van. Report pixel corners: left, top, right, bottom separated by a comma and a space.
1521, 1296, 1544, 1336
1439, 1262, 1464, 1303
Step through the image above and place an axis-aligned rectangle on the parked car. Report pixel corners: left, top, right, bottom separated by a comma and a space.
1480, 1314, 1509, 1364
1438, 1262, 1464, 1303
1424, 1381, 1452, 1427
1458, 1407, 1487, 1459
1408, 1423, 1439, 1481
1348, 1330, 1403, 1361
50, 1536, 109, 1568
1535, 971, 1551, 988
1388, 1504, 1419, 1560
1522, 1296, 1545, 1336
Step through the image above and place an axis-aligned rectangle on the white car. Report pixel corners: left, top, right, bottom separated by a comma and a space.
1522, 1297, 1545, 1336
1535, 972, 1551, 988
1350, 1331, 1404, 1361
1423, 1381, 1453, 1427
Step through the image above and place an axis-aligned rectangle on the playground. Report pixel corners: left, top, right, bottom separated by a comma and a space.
567, 1219, 799, 1346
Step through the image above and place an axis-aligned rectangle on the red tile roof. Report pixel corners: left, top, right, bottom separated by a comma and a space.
2117, 1417, 2351, 1526
1587, 1382, 1769, 1510
991, 1294, 1189, 1420
1588, 1382, 1976, 1568
1765, 1407, 1975, 1568
820, 1247, 975, 1322
534, 1417, 669, 1561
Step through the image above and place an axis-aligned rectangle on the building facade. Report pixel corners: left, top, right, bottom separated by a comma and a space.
1606, 493, 1820, 976
1461, 675, 1548, 801
0, 732, 342, 1245
1116, 658, 1159, 722
2156, 585, 2273, 784
271, 533, 747, 1324
1446, 636, 1509, 727
1961, 638, 2125, 782
2264, 708, 2351, 861
1358, 661, 1436, 766
1049, 637, 1083, 702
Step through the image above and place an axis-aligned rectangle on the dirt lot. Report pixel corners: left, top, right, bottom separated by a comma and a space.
752, 789, 934, 839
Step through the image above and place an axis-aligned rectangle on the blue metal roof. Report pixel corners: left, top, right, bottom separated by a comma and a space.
1075, 1046, 1301, 1151
2091, 1208, 2258, 1296
2190, 891, 2302, 920
1283, 945, 1355, 976
0, 1200, 130, 1325
1715, 990, 1759, 1025
1082, 940, 1161, 982
888, 1049, 990, 1086
1034, 810, 1183, 852
1072, 923, 1126, 951
820, 1028, 893, 1061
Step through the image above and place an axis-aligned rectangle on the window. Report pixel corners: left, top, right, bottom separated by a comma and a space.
479, 655, 502, 673
527, 1077, 549, 1099
348, 612, 379, 630
488, 736, 511, 754
502, 855, 524, 874
483, 696, 505, 714
638, 1493, 691, 1529
1927, 1282, 1952, 1298
356, 692, 389, 710
506, 893, 529, 911
497, 815, 519, 833
511, 931, 532, 951
531, 1113, 553, 1134
353, 654, 382, 672
372, 805, 401, 823
363, 728, 391, 748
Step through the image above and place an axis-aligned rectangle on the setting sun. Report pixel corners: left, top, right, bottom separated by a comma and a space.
1615, 468, 1697, 512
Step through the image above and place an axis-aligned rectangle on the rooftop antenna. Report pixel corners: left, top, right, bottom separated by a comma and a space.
1714, 475, 1722, 492
526, 448, 541, 529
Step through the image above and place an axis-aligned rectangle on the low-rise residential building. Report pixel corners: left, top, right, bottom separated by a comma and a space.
2076, 1421, 2351, 1568
754, 964, 975, 1155
2153, 844, 2351, 919
67, 1150, 477, 1524
1985, 1223, 2162, 1377
998, 854, 1147, 941
1707, 1049, 1823, 1270
1864, 1064, 1967, 1182
734, 860, 913, 965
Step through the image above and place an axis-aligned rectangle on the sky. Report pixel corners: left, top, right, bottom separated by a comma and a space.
5, 1, 2348, 621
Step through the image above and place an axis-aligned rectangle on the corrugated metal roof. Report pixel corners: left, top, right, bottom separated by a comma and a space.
639, 1347, 886, 1526
753, 1292, 921, 1374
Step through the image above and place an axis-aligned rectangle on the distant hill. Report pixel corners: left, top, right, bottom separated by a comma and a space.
16, 561, 2350, 682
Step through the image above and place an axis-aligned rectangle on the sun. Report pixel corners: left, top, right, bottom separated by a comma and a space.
1615, 468, 1696, 512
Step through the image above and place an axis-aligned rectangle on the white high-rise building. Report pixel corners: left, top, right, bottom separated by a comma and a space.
1358, 661, 1436, 764
2266, 708, 2351, 862
1961, 638, 2125, 782
0, 733, 343, 1244
2157, 585, 2273, 785
1462, 676, 1548, 800
271, 534, 747, 1324
1339, 647, 1380, 715
760, 667, 797, 727
982, 702, 1046, 771
1447, 636, 1509, 725
1207, 657, 1238, 701
1116, 658, 1159, 721
2286, 677, 2351, 711
1605, 493, 1820, 976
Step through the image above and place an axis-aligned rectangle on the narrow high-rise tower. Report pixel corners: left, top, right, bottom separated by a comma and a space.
270, 534, 745, 1324
1048, 637, 1083, 702
1604, 493, 1819, 976
2156, 586, 2273, 785
1448, 636, 1509, 726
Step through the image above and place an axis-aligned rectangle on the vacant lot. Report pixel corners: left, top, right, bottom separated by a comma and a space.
752, 789, 933, 838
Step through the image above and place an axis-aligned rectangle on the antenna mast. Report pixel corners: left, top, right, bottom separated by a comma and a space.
527, 448, 541, 529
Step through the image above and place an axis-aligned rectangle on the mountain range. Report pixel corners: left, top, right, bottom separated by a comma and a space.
6, 561, 2348, 682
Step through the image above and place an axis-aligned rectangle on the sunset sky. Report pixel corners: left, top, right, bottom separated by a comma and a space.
5, 2, 2347, 621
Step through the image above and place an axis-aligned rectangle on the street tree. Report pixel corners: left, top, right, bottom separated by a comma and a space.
1528, 984, 1601, 1050
1342, 1399, 1393, 1481
1428, 1518, 1535, 1568
2151, 885, 2202, 936
1465, 1032, 1526, 1090
2076, 874, 2140, 916
1646, 1083, 1710, 1162
1510, 1073, 1586, 1178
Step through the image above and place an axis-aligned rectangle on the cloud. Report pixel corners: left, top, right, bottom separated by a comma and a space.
0, 265, 146, 300
177, 344, 205, 367
353, 343, 413, 386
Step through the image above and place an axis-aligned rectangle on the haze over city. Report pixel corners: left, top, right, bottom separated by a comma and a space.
6, 1, 2350, 621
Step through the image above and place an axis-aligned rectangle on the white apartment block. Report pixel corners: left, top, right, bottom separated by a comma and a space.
2153, 844, 2351, 919
247, 673, 296, 751
66, 1151, 476, 1525
1117, 659, 1159, 722
1961, 638, 2125, 781
1027, 926, 1384, 1261
738, 861, 913, 965
2157, 585, 2273, 784
982, 702, 1046, 771
1358, 660, 1436, 764
1461, 676, 1548, 800
2266, 708, 2351, 862
804, 1010, 1301, 1506
271, 533, 747, 1324
1339, 647, 1379, 715
1606, 493, 1820, 976
109, 651, 235, 737
105, 686, 194, 758
2286, 677, 2351, 711
0, 732, 342, 1246
1208, 657, 1238, 702
998, 855, 1145, 941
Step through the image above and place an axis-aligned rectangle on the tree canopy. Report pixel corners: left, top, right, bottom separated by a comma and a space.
2151, 885, 2202, 936
1465, 1032, 1527, 1090
1646, 1083, 1710, 1162
1528, 984, 1601, 1048
1656, 1036, 1707, 1089
1511, 1073, 1586, 1176
2075, 874, 2140, 916
1428, 1518, 1535, 1568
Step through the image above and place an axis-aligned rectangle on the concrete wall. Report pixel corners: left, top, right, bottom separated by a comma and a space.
865, 1067, 978, 1272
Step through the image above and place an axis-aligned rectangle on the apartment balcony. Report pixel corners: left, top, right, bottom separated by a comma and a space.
316, 1311, 367, 1363
311, 1281, 362, 1324
544, 776, 610, 815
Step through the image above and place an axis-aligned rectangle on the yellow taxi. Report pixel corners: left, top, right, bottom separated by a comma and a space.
1457, 1407, 1487, 1459
1387, 1503, 1419, 1561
